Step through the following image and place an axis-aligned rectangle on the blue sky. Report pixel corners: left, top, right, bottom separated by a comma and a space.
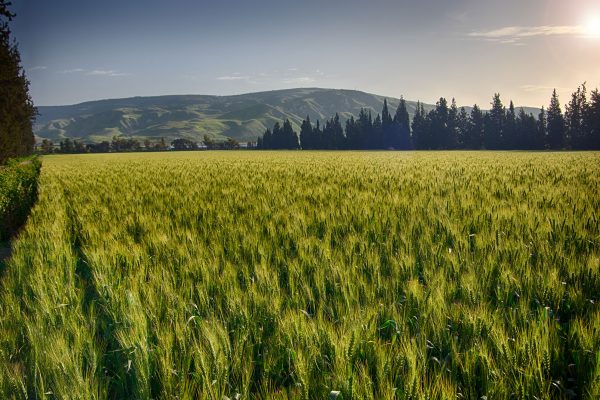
11, 0, 600, 107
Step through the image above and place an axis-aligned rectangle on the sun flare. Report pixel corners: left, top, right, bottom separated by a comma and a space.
585, 16, 600, 38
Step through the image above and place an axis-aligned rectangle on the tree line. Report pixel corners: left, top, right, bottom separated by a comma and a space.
258, 85, 600, 150
38, 135, 248, 154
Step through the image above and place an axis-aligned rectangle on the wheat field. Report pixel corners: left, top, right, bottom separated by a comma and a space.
1, 151, 599, 399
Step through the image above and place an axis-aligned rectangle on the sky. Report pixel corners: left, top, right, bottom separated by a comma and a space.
10, 0, 600, 107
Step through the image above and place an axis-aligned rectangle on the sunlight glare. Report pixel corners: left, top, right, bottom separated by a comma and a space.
585, 16, 600, 38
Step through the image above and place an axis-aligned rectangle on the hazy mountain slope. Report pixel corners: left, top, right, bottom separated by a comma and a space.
34, 88, 540, 143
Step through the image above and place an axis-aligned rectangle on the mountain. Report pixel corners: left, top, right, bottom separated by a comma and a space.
34, 88, 540, 143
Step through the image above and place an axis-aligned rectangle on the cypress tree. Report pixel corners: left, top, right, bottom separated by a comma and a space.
0, 1, 36, 164
467, 105, 484, 149
381, 99, 393, 148
429, 98, 450, 149
393, 97, 411, 149
565, 84, 588, 149
411, 102, 427, 149
322, 117, 333, 149
300, 116, 313, 149
484, 94, 505, 149
263, 127, 273, 149
547, 89, 565, 149
504, 101, 517, 149
373, 114, 383, 149
314, 120, 322, 149
586, 89, 600, 149
281, 119, 299, 149
536, 107, 547, 149
456, 107, 469, 149
357, 108, 372, 149
447, 98, 459, 149
330, 113, 345, 149
516, 108, 537, 150
272, 122, 282, 149
345, 116, 358, 149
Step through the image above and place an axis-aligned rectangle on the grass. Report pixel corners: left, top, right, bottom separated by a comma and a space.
0, 157, 42, 241
0, 151, 599, 399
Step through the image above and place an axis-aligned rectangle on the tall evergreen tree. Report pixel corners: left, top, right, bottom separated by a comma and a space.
372, 113, 383, 149
565, 84, 588, 149
264, 128, 273, 149
465, 105, 484, 149
516, 108, 537, 150
345, 116, 358, 149
428, 98, 450, 149
447, 98, 459, 149
357, 108, 372, 149
393, 97, 411, 149
586, 89, 600, 149
504, 101, 517, 149
300, 116, 313, 149
0, 1, 36, 164
411, 102, 427, 150
381, 99, 394, 148
330, 113, 345, 149
484, 94, 505, 149
314, 120, 323, 149
536, 107, 547, 149
381, 99, 392, 125
456, 107, 469, 149
281, 119, 299, 149
547, 89, 566, 149
272, 122, 282, 149
322, 118, 333, 149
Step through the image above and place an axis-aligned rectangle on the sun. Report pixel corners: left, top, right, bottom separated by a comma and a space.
585, 16, 600, 38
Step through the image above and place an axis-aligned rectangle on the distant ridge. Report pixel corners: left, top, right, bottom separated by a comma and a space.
34, 88, 540, 143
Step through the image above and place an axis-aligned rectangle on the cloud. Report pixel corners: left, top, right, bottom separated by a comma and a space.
86, 70, 130, 77
520, 84, 570, 93
468, 25, 587, 44
216, 75, 249, 81
215, 72, 319, 85
29, 66, 47, 71
59, 68, 129, 77
60, 68, 85, 74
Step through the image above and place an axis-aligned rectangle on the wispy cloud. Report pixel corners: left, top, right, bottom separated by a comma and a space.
29, 66, 47, 71
59, 68, 130, 77
468, 25, 587, 44
86, 69, 130, 77
215, 71, 320, 86
60, 68, 85, 74
216, 75, 249, 81
520, 84, 570, 93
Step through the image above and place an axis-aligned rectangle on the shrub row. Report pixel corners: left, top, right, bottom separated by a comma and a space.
0, 157, 41, 241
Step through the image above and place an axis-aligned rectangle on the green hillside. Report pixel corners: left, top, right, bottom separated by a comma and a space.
34, 88, 540, 143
